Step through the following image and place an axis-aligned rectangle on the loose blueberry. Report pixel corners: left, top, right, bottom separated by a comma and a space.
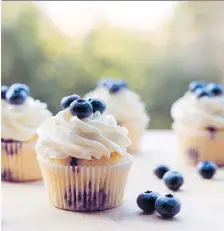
195, 88, 211, 98
6, 84, 29, 105
136, 190, 160, 214
61, 94, 80, 109
163, 171, 184, 191
1, 86, 9, 99
9, 83, 30, 96
153, 165, 170, 179
197, 161, 217, 179
188, 81, 206, 92
88, 98, 106, 114
155, 194, 181, 218
206, 83, 223, 96
70, 99, 93, 119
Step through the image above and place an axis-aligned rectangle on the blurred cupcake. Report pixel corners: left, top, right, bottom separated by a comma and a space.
36, 96, 133, 211
1, 84, 52, 182
84, 78, 149, 153
171, 81, 224, 166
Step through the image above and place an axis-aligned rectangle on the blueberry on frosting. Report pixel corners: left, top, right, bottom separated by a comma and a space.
88, 98, 106, 114
10, 83, 30, 96
6, 83, 29, 105
188, 81, 206, 93
206, 83, 223, 96
1, 86, 9, 99
69, 99, 93, 119
98, 78, 128, 94
61, 94, 80, 109
97, 78, 113, 87
195, 88, 211, 98
188, 80, 224, 98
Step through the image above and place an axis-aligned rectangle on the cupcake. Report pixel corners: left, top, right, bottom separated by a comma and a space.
1, 83, 52, 182
171, 81, 224, 166
84, 78, 149, 153
36, 95, 133, 211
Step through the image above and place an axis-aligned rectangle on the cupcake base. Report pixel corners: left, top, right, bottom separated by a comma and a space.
173, 124, 224, 166
38, 154, 133, 211
1, 139, 42, 182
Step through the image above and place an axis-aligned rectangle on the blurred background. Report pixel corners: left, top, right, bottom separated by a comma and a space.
2, 1, 224, 129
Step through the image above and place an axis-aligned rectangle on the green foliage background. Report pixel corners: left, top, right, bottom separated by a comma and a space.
2, 2, 224, 128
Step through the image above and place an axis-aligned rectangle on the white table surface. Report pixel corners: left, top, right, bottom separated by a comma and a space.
2, 131, 224, 231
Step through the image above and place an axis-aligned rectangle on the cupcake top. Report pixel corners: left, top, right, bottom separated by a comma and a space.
36, 96, 132, 160
1, 84, 52, 141
84, 78, 149, 129
171, 81, 224, 129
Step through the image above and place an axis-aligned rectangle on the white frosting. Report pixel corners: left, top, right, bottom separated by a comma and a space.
171, 92, 224, 129
35, 110, 132, 160
84, 87, 149, 132
1, 97, 52, 141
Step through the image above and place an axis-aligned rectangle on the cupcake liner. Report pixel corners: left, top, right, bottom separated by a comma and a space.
173, 124, 224, 166
38, 154, 133, 211
1, 139, 42, 182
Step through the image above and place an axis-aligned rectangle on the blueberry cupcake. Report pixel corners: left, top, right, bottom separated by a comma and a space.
36, 95, 133, 211
171, 81, 224, 166
1, 84, 52, 182
84, 78, 149, 153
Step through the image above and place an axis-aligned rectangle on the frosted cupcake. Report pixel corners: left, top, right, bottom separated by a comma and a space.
1, 84, 52, 182
171, 81, 224, 166
36, 95, 133, 211
84, 78, 149, 153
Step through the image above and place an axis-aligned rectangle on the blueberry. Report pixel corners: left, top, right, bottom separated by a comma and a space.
206, 83, 223, 96
136, 190, 160, 213
70, 99, 93, 119
195, 88, 211, 98
10, 83, 30, 96
98, 78, 128, 94
117, 80, 128, 88
97, 78, 113, 87
188, 81, 206, 92
163, 171, 184, 191
155, 194, 181, 218
109, 83, 120, 93
153, 165, 170, 179
88, 98, 106, 114
6, 84, 29, 105
1, 86, 9, 99
197, 161, 217, 179
61, 94, 80, 109
70, 157, 78, 166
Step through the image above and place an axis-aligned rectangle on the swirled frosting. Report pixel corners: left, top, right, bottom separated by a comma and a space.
1, 97, 52, 141
35, 109, 132, 160
171, 92, 224, 129
84, 87, 149, 131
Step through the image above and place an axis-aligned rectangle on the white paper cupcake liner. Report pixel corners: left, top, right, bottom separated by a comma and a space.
38, 154, 133, 211
1, 139, 42, 182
